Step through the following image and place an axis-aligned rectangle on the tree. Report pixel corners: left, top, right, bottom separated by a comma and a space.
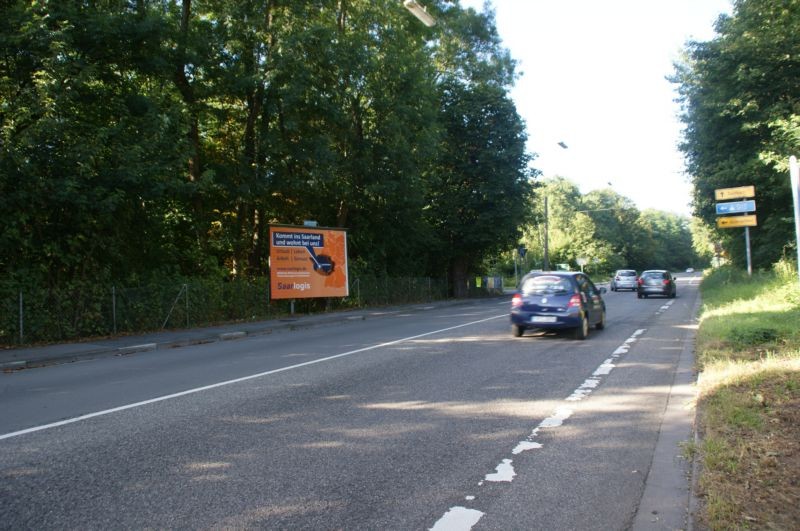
426, 4, 533, 295
673, 0, 800, 269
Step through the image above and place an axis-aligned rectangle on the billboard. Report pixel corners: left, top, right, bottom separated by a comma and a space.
269, 225, 349, 300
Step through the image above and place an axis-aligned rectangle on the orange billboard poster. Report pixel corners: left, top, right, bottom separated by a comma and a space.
269, 225, 349, 300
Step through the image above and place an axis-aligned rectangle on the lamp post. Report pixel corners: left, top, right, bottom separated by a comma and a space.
543, 195, 550, 271
541, 142, 569, 272
403, 0, 436, 26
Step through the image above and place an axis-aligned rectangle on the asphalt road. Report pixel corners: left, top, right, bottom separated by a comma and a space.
0, 274, 702, 530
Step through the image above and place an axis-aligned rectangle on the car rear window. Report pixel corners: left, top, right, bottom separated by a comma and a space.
521, 276, 573, 295
642, 271, 665, 279
617, 271, 636, 277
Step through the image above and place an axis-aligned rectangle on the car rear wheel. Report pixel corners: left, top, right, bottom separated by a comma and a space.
595, 310, 606, 330
574, 316, 588, 340
511, 324, 525, 337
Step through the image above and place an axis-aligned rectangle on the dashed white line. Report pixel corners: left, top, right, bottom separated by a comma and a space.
429, 507, 485, 531
484, 459, 516, 482
433, 327, 648, 529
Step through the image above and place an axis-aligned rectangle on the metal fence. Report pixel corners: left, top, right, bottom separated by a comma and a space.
0, 276, 503, 347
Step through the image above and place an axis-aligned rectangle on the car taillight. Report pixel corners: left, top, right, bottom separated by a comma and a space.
637, 278, 644, 285
567, 294, 582, 308
511, 294, 523, 308
663, 279, 670, 285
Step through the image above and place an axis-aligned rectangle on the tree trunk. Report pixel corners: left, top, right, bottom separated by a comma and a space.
450, 257, 469, 298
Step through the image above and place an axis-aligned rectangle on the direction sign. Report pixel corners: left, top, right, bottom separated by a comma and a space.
715, 200, 756, 215
715, 185, 755, 201
717, 215, 757, 229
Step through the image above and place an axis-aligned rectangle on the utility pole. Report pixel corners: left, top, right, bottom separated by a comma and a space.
543, 196, 550, 271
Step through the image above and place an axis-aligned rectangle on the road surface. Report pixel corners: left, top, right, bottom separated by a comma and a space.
0, 274, 702, 529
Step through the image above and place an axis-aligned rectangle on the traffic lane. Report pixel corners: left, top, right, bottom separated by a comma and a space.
461, 280, 700, 529
1, 301, 649, 528
0, 299, 509, 434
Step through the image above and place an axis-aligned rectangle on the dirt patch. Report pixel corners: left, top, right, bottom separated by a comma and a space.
695, 373, 800, 529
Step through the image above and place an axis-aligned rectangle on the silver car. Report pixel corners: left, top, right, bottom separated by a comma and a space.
610, 269, 638, 291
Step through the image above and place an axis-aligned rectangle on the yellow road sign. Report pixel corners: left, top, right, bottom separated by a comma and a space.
717, 215, 757, 228
715, 185, 755, 201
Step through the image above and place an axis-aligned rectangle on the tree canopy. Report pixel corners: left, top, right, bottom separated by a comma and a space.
0, 0, 532, 294
672, 0, 800, 269
514, 177, 702, 276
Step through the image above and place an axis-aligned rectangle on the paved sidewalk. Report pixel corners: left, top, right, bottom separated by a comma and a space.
1, 298, 488, 370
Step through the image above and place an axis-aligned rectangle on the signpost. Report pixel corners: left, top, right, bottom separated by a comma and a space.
715, 185, 755, 201
790, 157, 800, 285
716, 215, 757, 228
715, 186, 756, 276
715, 200, 755, 215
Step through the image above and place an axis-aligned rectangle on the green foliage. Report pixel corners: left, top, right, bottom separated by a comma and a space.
518, 177, 702, 275
698, 265, 800, 359
673, 0, 800, 269
1, 0, 532, 298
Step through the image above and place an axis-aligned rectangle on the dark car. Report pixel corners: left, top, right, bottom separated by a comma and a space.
610, 269, 638, 291
510, 271, 607, 340
637, 270, 676, 298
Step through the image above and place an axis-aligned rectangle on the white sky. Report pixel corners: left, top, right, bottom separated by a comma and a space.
458, 0, 733, 216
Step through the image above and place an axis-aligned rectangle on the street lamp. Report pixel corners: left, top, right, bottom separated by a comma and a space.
403, 0, 436, 27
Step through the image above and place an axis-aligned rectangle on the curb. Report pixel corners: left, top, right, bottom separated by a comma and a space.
1, 297, 491, 371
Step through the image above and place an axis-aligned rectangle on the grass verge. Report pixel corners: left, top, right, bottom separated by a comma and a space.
695, 263, 800, 530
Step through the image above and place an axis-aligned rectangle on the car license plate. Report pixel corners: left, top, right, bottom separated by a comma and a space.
531, 316, 557, 323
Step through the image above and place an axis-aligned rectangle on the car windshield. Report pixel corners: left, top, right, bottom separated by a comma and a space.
521, 276, 573, 295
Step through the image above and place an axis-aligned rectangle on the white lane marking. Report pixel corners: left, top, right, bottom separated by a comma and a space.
0, 314, 507, 441
512, 441, 542, 454
538, 407, 574, 428
429, 506, 485, 531
484, 459, 516, 482
593, 359, 616, 376
566, 377, 602, 402
656, 300, 675, 315
433, 328, 649, 529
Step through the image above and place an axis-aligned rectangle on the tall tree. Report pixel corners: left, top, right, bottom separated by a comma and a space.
427, 3, 533, 295
673, 0, 800, 268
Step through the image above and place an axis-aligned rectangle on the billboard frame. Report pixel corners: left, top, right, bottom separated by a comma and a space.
268, 224, 349, 300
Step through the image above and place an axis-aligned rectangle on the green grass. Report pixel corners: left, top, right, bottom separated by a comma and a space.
694, 262, 800, 529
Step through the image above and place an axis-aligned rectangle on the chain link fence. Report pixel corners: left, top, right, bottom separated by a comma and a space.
0, 276, 503, 347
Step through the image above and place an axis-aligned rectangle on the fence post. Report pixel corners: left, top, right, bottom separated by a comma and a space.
112, 286, 117, 335
184, 283, 189, 328
19, 290, 23, 344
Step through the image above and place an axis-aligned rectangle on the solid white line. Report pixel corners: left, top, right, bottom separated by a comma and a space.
0, 313, 507, 441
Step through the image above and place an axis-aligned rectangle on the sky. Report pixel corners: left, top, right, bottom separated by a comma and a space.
457, 0, 733, 216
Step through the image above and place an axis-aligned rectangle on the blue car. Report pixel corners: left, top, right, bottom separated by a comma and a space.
510, 271, 607, 340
